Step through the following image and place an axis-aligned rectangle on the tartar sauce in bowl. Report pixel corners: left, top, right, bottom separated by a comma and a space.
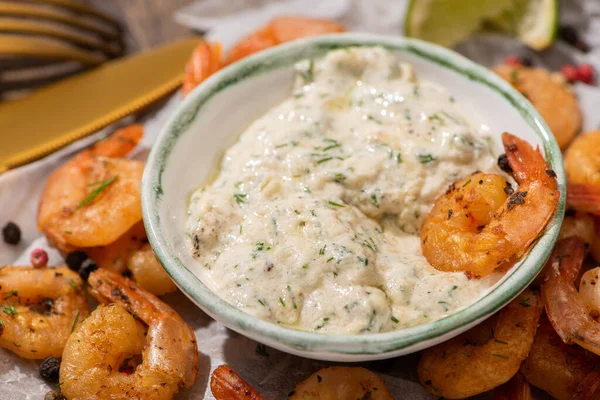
185, 47, 504, 334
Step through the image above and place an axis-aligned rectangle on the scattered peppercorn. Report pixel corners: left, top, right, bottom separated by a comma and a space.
561, 65, 578, 83
31, 248, 49, 268
497, 154, 512, 173
44, 390, 65, 400
39, 357, 61, 383
78, 260, 98, 281
558, 25, 589, 53
65, 251, 87, 271
577, 63, 595, 84
2, 221, 21, 245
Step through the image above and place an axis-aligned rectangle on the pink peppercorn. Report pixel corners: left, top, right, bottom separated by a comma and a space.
561, 64, 579, 83
31, 248, 48, 268
577, 63, 595, 84
504, 55, 522, 67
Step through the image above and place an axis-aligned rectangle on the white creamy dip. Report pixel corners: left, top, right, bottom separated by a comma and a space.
186, 47, 504, 334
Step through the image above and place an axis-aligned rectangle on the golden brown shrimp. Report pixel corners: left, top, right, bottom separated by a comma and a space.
565, 131, 600, 185
289, 366, 393, 400
0, 266, 89, 359
418, 289, 542, 399
541, 236, 600, 355
579, 267, 600, 321
37, 125, 144, 252
420, 132, 559, 278
521, 316, 599, 400
495, 65, 582, 149
224, 17, 345, 66
86, 222, 177, 295
210, 365, 264, 400
181, 41, 222, 98
493, 373, 532, 400
60, 268, 198, 400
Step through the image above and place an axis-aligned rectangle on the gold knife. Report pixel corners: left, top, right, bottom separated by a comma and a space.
0, 36, 201, 173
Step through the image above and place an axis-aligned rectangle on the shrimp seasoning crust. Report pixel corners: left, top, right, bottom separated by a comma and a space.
0, 266, 89, 359
185, 46, 557, 334
60, 268, 198, 400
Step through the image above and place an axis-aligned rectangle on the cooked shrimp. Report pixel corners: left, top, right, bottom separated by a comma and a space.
181, 41, 222, 98
38, 125, 144, 252
493, 373, 532, 400
418, 289, 542, 399
290, 366, 393, 400
541, 236, 600, 355
558, 211, 595, 246
521, 315, 599, 400
61, 268, 198, 400
0, 266, 89, 359
579, 267, 600, 321
565, 130, 600, 185
567, 184, 600, 216
210, 365, 264, 400
86, 222, 177, 295
495, 65, 582, 149
181, 18, 345, 97
420, 132, 559, 278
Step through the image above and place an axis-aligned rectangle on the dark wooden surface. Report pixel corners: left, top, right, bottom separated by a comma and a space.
84, 0, 196, 53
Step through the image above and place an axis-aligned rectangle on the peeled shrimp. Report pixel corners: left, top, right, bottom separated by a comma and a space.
181, 41, 222, 97
521, 316, 599, 400
541, 236, 600, 355
495, 65, 582, 149
181, 17, 345, 97
60, 268, 198, 400
579, 267, 600, 321
418, 289, 542, 399
210, 365, 264, 400
420, 132, 559, 278
224, 17, 345, 66
565, 130, 600, 185
86, 222, 177, 295
290, 366, 393, 400
493, 373, 532, 400
37, 125, 144, 251
0, 266, 89, 359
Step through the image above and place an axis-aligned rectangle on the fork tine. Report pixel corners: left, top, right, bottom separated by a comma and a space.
0, 18, 123, 57
27, 0, 122, 30
0, 34, 105, 65
0, 1, 120, 40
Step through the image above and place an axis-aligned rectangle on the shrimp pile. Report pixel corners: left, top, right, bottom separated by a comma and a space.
495, 64, 582, 149
181, 16, 345, 97
0, 266, 89, 359
418, 289, 542, 399
420, 132, 559, 278
60, 268, 198, 400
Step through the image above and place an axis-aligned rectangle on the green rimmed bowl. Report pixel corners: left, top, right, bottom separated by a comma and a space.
142, 33, 565, 361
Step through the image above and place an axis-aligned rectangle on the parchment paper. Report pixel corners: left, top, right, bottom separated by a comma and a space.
3, 0, 600, 398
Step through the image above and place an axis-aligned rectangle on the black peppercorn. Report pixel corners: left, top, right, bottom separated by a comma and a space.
497, 154, 513, 173
2, 221, 21, 245
44, 390, 65, 400
39, 357, 61, 383
65, 251, 87, 271
78, 260, 98, 281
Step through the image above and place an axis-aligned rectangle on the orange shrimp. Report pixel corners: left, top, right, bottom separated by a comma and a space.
541, 236, 600, 355
37, 125, 144, 252
181, 41, 222, 98
181, 17, 345, 97
420, 132, 559, 278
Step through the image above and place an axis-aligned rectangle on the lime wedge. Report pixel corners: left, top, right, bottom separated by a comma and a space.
488, 0, 558, 50
405, 0, 558, 50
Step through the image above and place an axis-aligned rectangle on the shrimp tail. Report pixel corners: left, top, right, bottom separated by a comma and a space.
567, 184, 600, 216
502, 132, 555, 188
89, 124, 144, 158
210, 365, 264, 400
182, 41, 223, 98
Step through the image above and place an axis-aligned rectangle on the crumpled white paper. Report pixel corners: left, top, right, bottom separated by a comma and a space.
3, 0, 600, 398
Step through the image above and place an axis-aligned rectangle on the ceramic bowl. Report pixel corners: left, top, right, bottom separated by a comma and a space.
142, 33, 565, 362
